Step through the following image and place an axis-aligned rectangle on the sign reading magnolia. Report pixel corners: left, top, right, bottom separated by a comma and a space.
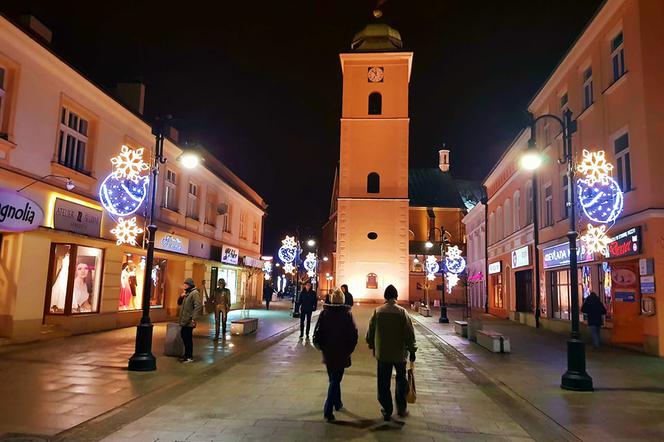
543, 241, 593, 269
53, 198, 102, 237
221, 245, 239, 265
154, 231, 189, 254
511, 246, 530, 269
0, 188, 44, 232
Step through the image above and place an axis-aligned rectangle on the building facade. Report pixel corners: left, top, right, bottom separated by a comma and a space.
462, 201, 486, 313
0, 16, 267, 342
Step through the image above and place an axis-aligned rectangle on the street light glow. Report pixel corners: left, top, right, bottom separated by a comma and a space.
425, 241, 434, 249
179, 152, 202, 169
307, 239, 316, 247
520, 150, 543, 171
323, 256, 329, 261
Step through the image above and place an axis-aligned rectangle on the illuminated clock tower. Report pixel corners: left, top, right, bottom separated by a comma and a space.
335, 13, 412, 301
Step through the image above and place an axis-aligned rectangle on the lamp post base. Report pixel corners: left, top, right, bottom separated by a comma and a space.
439, 305, 450, 324
561, 337, 593, 391
128, 322, 157, 371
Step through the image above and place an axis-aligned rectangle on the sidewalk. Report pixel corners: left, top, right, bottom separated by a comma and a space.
411, 306, 664, 441
0, 301, 301, 438
86, 305, 546, 442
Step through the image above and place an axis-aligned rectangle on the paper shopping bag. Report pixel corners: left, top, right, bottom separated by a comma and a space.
407, 362, 417, 404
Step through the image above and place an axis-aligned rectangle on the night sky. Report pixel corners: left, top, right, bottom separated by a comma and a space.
4, 0, 603, 254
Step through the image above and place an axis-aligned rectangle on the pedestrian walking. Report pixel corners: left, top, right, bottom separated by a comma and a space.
203, 278, 231, 339
178, 278, 203, 363
299, 281, 318, 339
263, 282, 273, 310
313, 288, 358, 422
341, 284, 354, 307
581, 291, 607, 348
366, 284, 417, 421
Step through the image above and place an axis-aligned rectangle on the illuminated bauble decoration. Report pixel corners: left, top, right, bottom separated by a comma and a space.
581, 223, 611, 256
99, 173, 149, 217
110, 145, 150, 183
444, 245, 466, 275
577, 149, 613, 185
425, 255, 439, 281
278, 236, 297, 264
446, 273, 460, 293
110, 217, 143, 246
303, 252, 317, 278
577, 176, 623, 224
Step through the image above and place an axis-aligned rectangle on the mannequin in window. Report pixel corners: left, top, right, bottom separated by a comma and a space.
50, 253, 70, 313
72, 262, 93, 313
119, 262, 133, 309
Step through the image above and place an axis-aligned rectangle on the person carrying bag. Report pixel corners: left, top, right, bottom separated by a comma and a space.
407, 361, 417, 404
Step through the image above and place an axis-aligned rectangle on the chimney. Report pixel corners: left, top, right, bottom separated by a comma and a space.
115, 82, 146, 115
19, 15, 53, 44
439, 148, 450, 172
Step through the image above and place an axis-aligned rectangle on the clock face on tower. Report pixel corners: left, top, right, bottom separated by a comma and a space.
368, 66, 384, 83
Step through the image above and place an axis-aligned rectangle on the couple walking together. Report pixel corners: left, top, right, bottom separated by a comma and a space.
313, 284, 417, 422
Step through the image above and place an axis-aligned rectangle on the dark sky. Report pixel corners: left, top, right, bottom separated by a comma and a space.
4, 0, 603, 254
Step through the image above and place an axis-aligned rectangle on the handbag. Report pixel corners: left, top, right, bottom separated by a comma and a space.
406, 361, 417, 404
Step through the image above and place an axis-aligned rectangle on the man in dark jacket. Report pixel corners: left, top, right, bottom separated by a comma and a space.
341, 284, 354, 307
299, 281, 318, 339
178, 278, 203, 363
366, 284, 417, 421
313, 289, 358, 421
581, 291, 607, 348
263, 283, 273, 310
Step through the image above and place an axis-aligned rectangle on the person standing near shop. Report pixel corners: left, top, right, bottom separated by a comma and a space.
204, 278, 232, 339
299, 281, 318, 339
366, 284, 417, 421
341, 284, 354, 307
178, 278, 203, 363
263, 282, 273, 310
581, 291, 607, 348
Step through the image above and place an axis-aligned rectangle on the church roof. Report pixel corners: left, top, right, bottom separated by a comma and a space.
351, 11, 403, 52
408, 168, 482, 210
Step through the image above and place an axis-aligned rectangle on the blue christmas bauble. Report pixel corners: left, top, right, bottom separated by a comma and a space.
577, 177, 623, 224
99, 173, 149, 217
278, 246, 297, 264
445, 257, 466, 275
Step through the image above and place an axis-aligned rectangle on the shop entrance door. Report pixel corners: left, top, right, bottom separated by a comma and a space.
515, 269, 534, 313
610, 261, 643, 345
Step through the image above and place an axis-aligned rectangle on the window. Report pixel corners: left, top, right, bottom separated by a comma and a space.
548, 269, 584, 320
366, 273, 378, 289
239, 211, 247, 239
488, 212, 495, 244
492, 273, 503, 309
186, 182, 199, 219
582, 67, 593, 109
560, 92, 569, 118
368, 92, 382, 115
367, 172, 380, 194
611, 31, 626, 82
504, 199, 512, 236
252, 220, 259, 244
496, 206, 503, 240
561, 173, 569, 219
614, 132, 631, 191
526, 181, 534, 225
513, 191, 521, 231
46, 244, 103, 315
223, 203, 232, 233
0, 67, 5, 136
164, 170, 178, 210
118, 254, 167, 311
543, 121, 551, 146
57, 106, 90, 174
543, 183, 553, 226
205, 192, 217, 226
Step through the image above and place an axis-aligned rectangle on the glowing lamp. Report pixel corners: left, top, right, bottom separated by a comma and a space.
425, 241, 434, 249
307, 239, 316, 247
323, 256, 329, 262
178, 152, 202, 169
520, 150, 543, 171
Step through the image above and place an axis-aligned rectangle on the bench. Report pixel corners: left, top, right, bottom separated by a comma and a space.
453, 320, 468, 338
230, 318, 258, 335
419, 306, 431, 317
476, 329, 510, 353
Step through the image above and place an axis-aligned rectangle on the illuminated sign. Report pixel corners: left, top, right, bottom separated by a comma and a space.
607, 226, 641, 259
488, 261, 501, 275
0, 188, 44, 232
154, 231, 188, 254
511, 246, 530, 269
221, 245, 240, 265
543, 241, 593, 269
53, 198, 102, 237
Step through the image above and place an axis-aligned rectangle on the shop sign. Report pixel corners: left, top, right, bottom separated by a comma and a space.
640, 275, 655, 295
243, 256, 263, 268
615, 291, 636, 302
0, 188, 44, 232
488, 261, 501, 275
221, 245, 239, 265
155, 231, 188, 254
511, 246, 530, 269
53, 198, 102, 237
543, 241, 593, 269
607, 226, 641, 259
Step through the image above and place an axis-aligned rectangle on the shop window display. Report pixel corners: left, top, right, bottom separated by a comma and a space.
548, 269, 584, 321
47, 244, 103, 315
600, 262, 613, 319
118, 254, 166, 311
218, 268, 237, 304
492, 274, 503, 309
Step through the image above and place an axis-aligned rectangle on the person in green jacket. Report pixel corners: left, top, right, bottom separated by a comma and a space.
178, 278, 203, 363
366, 284, 417, 421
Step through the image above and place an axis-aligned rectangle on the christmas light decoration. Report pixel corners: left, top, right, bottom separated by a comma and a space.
425, 255, 439, 281
577, 176, 623, 224
263, 260, 273, 280
110, 145, 150, 183
580, 224, 611, 256
444, 245, 466, 275
99, 173, 149, 217
278, 235, 297, 264
283, 263, 295, 274
446, 273, 460, 293
577, 149, 613, 185
111, 217, 144, 246
303, 252, 318, 278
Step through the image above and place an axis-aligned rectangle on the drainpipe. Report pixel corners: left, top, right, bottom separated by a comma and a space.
482, 189, 489, 314
533, 164, 542, 328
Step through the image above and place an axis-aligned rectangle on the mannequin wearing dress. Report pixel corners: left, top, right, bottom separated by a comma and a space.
72, 263, 92, 313
50, 253, 70, 313
119, 264, 132, 309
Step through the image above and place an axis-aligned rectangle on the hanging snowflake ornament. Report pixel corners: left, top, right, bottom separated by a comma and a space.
444, 245, 466, 275
110, 145, 150, 183
283, 263, 295, 274
281, 236, 297, 249
425, 255, 439, 280
426, 273, 436, 281
111, 217, 144, 246
577, 149, 614, 185
580, 223, 611, 255
445, 245, 462, 260
446, 273, 460, 293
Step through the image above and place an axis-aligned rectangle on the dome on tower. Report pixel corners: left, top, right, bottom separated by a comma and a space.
351, 10, 403, 52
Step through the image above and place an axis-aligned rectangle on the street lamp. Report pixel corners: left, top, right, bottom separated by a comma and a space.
427, 227, 450, 323
307, 239, 316, 247
521, 110, 593, 392
128, 117, 200, 371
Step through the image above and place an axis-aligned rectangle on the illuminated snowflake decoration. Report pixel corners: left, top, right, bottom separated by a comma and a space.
111, 217, 144, 246
445, 245, 463, 260
425, 255, 439, 281
426, 273, 435, 281
577, 149, 613, 185
110, 145, 150, 183
263, 260, 273, 280
281, 236, 297, 249
283, 263, 296, 274
446, 273, 460, 293
303, 252, 318, 278
580, 224, 611, 256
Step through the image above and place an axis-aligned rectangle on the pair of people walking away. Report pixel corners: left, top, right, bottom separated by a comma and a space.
178, 278, 203, 363
314, 284, 417, 422
202, 278, 231, 339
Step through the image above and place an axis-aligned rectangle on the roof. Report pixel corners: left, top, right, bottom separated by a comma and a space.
408, 168, 477, 209
351, 10, 403, 52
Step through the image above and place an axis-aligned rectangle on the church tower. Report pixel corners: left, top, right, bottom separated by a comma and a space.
335, 12, 412, 301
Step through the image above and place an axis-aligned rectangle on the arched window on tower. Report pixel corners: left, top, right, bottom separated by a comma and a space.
367, 172, 380, 194
368, 92, 382, 115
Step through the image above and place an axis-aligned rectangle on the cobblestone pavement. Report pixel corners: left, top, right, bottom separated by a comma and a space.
90, 306, 564, 442
0, 302, 299, 438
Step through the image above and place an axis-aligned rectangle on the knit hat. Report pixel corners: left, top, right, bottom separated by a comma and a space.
184, 278, 195, 288
331, 289, 345, 305
384, 284, 398, 300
